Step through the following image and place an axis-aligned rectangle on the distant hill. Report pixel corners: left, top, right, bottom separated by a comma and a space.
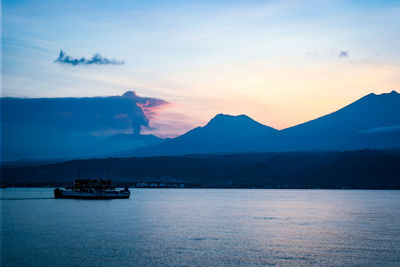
2, 150, 400, 189
122, 91, 400, 156
119, 114, 278, 156
88, 134, 164, 157
1, 133, 164, 167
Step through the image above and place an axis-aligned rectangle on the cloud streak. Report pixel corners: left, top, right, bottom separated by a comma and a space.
359, 125, 400, 134
54, 50, 125, 66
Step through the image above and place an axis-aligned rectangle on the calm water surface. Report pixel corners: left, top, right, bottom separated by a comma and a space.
1, 188, 400, 266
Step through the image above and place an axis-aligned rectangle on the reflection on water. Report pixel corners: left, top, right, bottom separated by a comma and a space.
2, 188, 400, 266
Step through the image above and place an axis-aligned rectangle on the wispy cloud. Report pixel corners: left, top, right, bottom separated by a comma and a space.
359, 125, 400, 134
54, 50, 125, 66
338, 51, 349, 58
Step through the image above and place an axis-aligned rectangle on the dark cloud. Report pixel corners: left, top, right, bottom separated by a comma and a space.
1, 91, 168, 159
54, 50, 125, 66
2, 91, 167, 135
338, 51, 349, 58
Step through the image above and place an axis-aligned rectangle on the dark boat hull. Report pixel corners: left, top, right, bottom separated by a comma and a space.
54, 188, 130, 199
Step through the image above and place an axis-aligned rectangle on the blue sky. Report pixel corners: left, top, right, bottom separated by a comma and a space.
2, 0, 400, 136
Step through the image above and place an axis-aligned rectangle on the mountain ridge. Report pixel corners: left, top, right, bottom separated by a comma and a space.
2, 90, 399, 161
120, 90, 400, 156
118, 113, 277, 156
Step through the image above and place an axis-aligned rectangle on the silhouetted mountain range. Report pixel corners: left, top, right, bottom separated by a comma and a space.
254, 90, 400, 151
1, 90, 399, 161
121, 90, 400, 156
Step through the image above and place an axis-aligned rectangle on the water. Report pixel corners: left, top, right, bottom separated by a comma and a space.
1, 188, 400, 266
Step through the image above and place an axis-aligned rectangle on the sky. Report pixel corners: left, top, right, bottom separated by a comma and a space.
2, 0, 400, 137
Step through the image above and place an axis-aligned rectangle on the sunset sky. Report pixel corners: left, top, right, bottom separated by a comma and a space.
3, 0, 400, 137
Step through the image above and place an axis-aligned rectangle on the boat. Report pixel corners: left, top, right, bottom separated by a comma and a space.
54, 179, 130, 199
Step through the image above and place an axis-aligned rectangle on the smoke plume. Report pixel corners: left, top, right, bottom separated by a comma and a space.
54, 50, 125, 66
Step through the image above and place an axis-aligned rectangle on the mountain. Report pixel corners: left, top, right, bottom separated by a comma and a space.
123, 91, 400, 156
2, 133, 164, 163
119, 114, 278, 156
86, 134, 164, 157
3, 90, 399, 160
257, 90, 400, 151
